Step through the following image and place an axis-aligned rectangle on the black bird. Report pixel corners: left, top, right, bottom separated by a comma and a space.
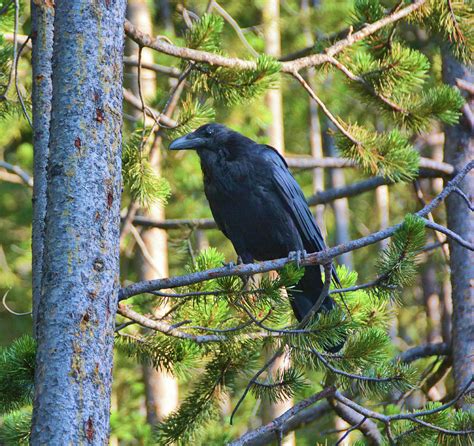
170, 123, 338, 323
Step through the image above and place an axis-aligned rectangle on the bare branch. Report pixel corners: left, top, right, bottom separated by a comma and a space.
398, 342, 451, 363
117, 303, 280, 343
330, 400, 383, 446
286, 156, 455, 176
334, 378, 474, 430
229, 387, 336, 446
308, 176, 390, 206
422, 218, 474, 251
15, 34, 33, 128
292, 71, 360, 144
452, 186, 473, 211
123, 56, 181, 77
128, 215, 216, 230
0, 160, 33, 187
209, 0, 259, 57
122, 88, 177, 127
307, 347, 404, 384
329, 276, 394, 295
456, 78, 474, 95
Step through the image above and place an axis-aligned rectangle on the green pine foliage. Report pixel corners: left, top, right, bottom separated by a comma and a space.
375, 214, 426, 299
343, 44, 464, 132
154, 345, 256, 446
0, 336, 35, 415
390, 402, 474, 445
335, 124, 419, 181
327, 0, 468, 185
169, 95, 216, 137
122, 130, 171, 208
0, 337, 35, 446
0, 408, 31, 446
115, 334, 201, 379
183, 14, 281, 105
424, 0, 474, 63
250, 368, 308, 404
189, 54, 281, 105
184, 14, 224, 53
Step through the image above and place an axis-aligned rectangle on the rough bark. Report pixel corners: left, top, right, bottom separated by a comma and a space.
30, 1, 126, 443
30, 0, 54, 337
441, 53, 473, 409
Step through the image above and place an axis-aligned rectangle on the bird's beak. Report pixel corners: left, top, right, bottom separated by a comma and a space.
169, 132, 206, 150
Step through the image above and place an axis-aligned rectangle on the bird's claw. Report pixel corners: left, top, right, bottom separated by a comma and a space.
223, 256, 245, 269
288, 250, 308, 268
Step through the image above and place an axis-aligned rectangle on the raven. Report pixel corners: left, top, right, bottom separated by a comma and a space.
170, 123, 338, 323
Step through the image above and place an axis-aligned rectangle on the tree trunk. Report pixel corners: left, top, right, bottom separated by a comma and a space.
127, 0, 178, 425
140, 148, 179, 423
126, 0, 157, 102
301, 0, 326, 233
324, 125, 353, 269
125, 0, 180, 425
31, 0, 54, 337
421, 262, 442, 344
30, 1, 126, 443
441, 53, 473, 409
263, 0, 284, 152
262, 3, 294, 445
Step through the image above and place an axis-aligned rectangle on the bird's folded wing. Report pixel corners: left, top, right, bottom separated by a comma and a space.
264, 146, 341, 287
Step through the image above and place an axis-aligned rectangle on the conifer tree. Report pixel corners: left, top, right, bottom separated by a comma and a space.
0, 1, 473, 445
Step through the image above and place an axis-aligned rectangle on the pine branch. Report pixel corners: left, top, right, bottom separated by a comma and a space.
123, 1, 428, 74
0, 408, 31, 445
117, 303, 278, 343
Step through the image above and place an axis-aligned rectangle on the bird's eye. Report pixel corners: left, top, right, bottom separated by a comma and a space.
205, 127, 214, 136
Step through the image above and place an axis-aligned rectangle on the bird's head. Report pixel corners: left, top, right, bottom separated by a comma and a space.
169, 123, 229, 151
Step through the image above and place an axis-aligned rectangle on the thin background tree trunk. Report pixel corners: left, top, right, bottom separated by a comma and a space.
261, 2, 295, 445
324, 125, 353, 269
441, 53, 473, 409
301, 0, 326, 234
31, 0, 54, 337
31, 1, 126, 443
126, 0, 179, 424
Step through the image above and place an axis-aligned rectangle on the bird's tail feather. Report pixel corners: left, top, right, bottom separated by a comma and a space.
288, 265, 344, 352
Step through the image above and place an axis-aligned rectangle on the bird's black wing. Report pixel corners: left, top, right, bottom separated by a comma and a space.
263, 145, 326, 253
262, 145, 341, 286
